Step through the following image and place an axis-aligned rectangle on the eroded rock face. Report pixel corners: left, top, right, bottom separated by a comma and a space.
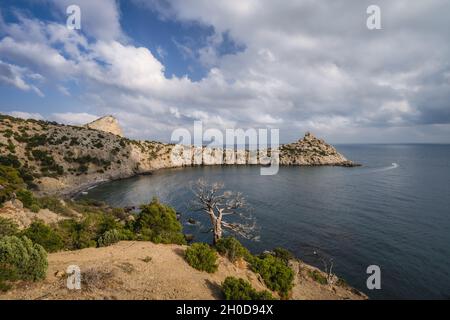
0, 114, 358, 196
279, 132, 356, 166
85, 116, 124, 137
0, 200, 66, 229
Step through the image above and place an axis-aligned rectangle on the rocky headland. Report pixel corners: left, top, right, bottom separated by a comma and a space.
0, 114, 359, 196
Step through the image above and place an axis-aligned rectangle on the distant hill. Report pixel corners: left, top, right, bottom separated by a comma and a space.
85, 115, 124, 137
0, 114, 358, 196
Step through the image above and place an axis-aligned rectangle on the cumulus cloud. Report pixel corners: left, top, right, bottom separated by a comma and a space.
50, 112, 99, 125
136, 0, 450, 141
50, 0, 125, 41
0, 60, 44, 96
1, 0, 450, 142
57, 85, 71, 96
6, 111, 44, 120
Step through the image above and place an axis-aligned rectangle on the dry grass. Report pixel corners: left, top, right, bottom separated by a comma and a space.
81, 268, 115, 291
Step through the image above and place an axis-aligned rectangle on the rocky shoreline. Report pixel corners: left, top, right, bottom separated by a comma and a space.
0, 115, 361, 197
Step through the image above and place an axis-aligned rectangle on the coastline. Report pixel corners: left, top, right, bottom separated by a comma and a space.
0, 115, 361, 198
68, 161, 361, 199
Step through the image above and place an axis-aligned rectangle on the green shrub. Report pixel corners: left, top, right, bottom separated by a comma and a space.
26, 134, 48, 148
97, 229, 121, 247
1, 129, 13, 138
31, 149, 64, 176
77, 164, 88, 174
0, 217, 19, 238
16, 189, 40, 211
0, 165, 24, 205
0, 154, 21, 168
308, 270, 328, 285
93, 141, 104, 149
133, 198, 186, 245
0, 263, 17, 292
30, 204, 40, 213
7, 139, 15, 153
97, 214, 122, 234
117, 228, 135, 241
95, 213, 134, 243
18, 167, 36, 189
0, 156, 36, 190
215, 237, 250, 263
22, 221, 64, 253
250, 253, 294, 298
66, 199, 106, 215
56, 202, 135, 249
38, 196, 71, 216
0, 236, 48, 282
221, 277, 274, 300
272, 247, 294, 265
185, 243, 218, 273
57, 218, 97, 250
111, 207, 128, 220
253, 289, 275, 300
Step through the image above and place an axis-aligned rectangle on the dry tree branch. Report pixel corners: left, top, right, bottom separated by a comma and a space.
189, 178, 257, 244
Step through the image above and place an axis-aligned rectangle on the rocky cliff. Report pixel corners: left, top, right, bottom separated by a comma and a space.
280, 132, 355, 166
0, 114, 359, 196
85, 115, 124, 137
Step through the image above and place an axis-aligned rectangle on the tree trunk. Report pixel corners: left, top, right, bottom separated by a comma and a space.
208, 209, 222, 245
213, 218, 223, 245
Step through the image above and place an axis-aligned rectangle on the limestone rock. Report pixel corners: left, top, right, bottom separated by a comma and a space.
85, 115, 124, 137
0, 200, 65, 229
0, 114, 359, 197
280, 132, 360, 166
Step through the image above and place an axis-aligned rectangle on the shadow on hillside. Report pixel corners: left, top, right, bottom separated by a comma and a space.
173, 247, 185, 258
205, 279, 223, 299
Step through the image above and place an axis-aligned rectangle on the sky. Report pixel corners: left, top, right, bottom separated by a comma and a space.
0, 0, 449, 144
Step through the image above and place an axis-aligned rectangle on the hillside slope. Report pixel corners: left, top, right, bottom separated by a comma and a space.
0, 241, 366, 300
0, 114, 358, 196
85, 115, 124, 137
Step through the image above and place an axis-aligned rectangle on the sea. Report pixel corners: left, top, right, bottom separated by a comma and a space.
77, 144, 450, 299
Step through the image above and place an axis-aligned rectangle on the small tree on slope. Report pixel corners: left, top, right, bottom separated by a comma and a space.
191, 179, 256, 245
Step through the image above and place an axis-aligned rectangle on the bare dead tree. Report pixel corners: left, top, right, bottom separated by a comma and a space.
312, 250, 336, 286
190, 179, 256, 244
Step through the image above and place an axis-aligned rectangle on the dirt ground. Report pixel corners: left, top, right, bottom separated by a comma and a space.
0, 241, 367, 300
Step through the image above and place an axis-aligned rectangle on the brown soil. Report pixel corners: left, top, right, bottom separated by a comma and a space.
0, 241, 366, 300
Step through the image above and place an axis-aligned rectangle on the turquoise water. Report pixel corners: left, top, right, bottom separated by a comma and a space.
78, 144, 450, 299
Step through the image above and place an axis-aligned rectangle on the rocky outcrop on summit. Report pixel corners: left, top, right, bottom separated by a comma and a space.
85, 115, 124, 137
280, 132, 358, 167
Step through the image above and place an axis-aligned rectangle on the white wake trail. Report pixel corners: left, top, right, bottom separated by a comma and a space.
370, 162, 399, 173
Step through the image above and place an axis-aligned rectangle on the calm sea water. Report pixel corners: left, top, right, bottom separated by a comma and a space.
78, 144, 450, 299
